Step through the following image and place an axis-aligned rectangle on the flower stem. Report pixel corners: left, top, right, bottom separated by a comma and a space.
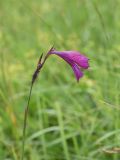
21, 82, 34, 160
21, 51, 51, 160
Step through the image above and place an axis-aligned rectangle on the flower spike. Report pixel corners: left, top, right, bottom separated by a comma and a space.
21, 47, 90, 160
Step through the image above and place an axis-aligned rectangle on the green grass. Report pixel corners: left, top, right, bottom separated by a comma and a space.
0, 0, 120, 159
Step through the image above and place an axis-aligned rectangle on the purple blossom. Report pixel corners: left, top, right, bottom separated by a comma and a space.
48, 48, 89, 82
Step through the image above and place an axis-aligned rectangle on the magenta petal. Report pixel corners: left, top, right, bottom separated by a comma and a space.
71, 53, 89, 69
49, 50, 89, 69
48, 48, 89, 81
60, 56, 84, 81
71, 64, 83, 82
62, 51, 89, 69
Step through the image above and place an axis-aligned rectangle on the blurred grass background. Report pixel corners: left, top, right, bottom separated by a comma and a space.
0, 0, 120, 159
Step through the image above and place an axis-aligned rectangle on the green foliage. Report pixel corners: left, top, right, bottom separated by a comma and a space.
0, 0, 120, 159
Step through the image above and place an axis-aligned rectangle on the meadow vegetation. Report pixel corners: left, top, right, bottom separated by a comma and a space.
0, 0, 120, 159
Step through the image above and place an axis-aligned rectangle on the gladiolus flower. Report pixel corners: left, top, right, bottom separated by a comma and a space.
22, 47, 90, 160
48, 48, 89, 82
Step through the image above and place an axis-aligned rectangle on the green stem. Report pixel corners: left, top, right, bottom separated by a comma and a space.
21, 82, 34, 160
